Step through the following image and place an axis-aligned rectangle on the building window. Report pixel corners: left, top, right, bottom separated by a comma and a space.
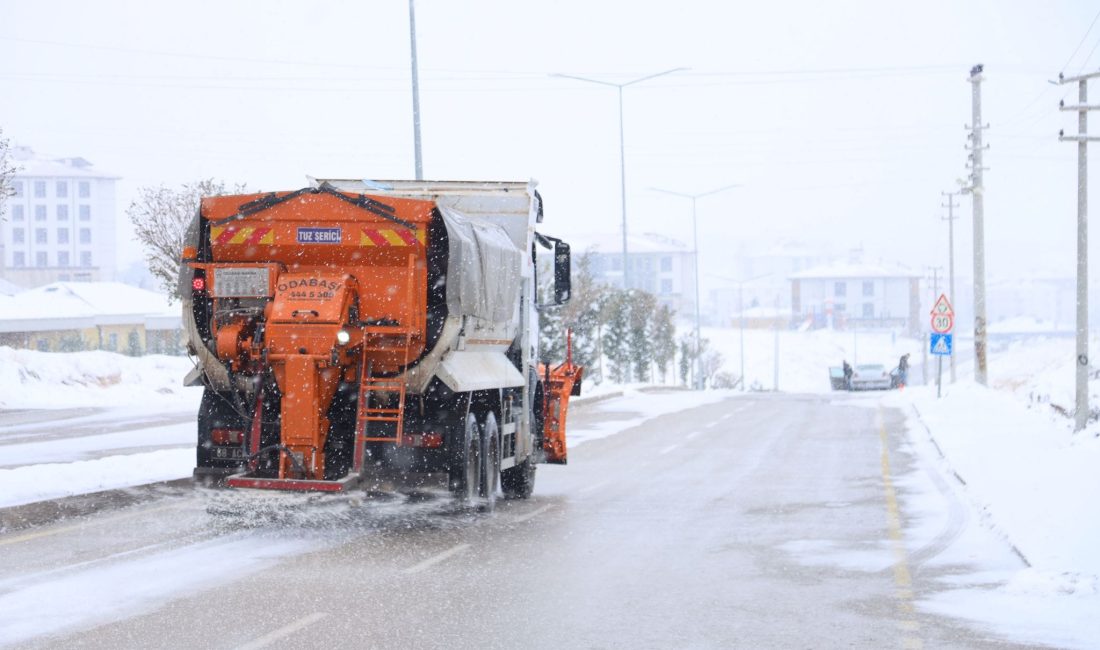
79, 205, 91, 221
660, 256, 672, 272
835, 302, 846, 313
13, 252, 25, 267
35, 205, 47, 221
80, 251, 92, 267
862, 303, 874, 318
11, 205, 24, 221
79, 228, 91, 244
34, 180, 46, 198
58, 251, 70, 267
12, 181, 23, 197
862, 281, 874, 297
79, 181, 91, 198
56, 180, 68, 198
834, 281, 846, 297
12, 228, 24, 244
36, 251, 47, 267
660, 279, 673, 294
57, 205, 69, 220
57, 228, 69, 244
35, 228, 47, 244
108, 333, 118, 351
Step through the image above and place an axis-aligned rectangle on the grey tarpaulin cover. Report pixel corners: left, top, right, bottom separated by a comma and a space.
438, 205, 523, 323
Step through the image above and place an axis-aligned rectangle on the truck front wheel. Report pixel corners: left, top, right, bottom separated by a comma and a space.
448, 412, 480, 508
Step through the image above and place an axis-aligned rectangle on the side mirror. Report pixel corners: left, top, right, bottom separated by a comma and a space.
554, 241, 571, 304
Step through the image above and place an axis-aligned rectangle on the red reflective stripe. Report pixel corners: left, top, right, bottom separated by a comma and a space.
244, 227, 270, 246
396, 229, 419, 246
363, 229, 389, 246
216, 226, 240, 245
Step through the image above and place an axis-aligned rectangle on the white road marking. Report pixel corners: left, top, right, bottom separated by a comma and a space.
511, 504, 553, 523
659, 444, 679, 455
235, 612, 328, 650
403, 543, 470, 574
578, 480, 610, 494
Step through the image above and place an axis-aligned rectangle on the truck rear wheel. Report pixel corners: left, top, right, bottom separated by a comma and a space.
448, 412, 480, 508
479, 412, 501, 512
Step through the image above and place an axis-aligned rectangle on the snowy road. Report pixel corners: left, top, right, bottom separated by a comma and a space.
0, 391, 1044, 648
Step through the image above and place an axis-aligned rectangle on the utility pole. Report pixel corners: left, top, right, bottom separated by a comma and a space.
965, 64, 990, 386
1058, 68, 1100, 431
941, 191, 961, 383
408, 0, 423, 180
552, 68, 687, 289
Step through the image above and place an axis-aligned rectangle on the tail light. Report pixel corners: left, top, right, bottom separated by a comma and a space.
211, 428, 244, 445
192, 269, 207, 293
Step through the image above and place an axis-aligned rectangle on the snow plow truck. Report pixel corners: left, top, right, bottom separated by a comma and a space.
179, 179, 581, 506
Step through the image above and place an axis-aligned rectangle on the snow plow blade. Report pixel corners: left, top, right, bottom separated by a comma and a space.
225, 472, 361, 492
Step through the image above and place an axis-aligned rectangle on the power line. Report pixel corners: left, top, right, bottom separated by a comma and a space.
1061, 7, 1100, 73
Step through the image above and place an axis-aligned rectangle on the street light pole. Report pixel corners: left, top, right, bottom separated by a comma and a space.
408, 0, 423, 180
553, 68, 687, 290
650, 183, 740, 389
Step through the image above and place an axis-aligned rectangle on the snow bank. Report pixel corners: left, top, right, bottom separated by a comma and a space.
0, 448, 193, 508
0, 347, 201, 410
904, 383, 1100, 577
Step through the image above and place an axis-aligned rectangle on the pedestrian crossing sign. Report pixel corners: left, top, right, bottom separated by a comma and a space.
930, 333, 953, 356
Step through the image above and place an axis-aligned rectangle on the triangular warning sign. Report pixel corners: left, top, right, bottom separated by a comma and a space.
931, 294, 954, 316
933, 337, 950, 354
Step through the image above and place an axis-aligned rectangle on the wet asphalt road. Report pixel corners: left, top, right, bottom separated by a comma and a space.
1, 391, 1036, 649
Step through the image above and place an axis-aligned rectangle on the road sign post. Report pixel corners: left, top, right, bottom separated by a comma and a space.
930, 294, 955, 398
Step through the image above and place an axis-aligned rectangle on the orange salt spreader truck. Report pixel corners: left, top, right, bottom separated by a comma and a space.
179, 179, 581, 506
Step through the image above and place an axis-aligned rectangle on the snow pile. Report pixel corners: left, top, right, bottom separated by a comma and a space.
0, 346, 201, 410
905, 383, 1100, 577
0, 449, 192, 508
887, 336, 1100, 648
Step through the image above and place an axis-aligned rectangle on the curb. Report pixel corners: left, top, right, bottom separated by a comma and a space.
0, 478, 193, 535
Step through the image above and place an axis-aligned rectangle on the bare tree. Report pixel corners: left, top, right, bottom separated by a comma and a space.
0, 127, 17, 219
127, 179, 245, 299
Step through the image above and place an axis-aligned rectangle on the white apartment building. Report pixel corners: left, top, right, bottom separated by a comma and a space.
1, 146, 119, 288
571, 232, 696, 318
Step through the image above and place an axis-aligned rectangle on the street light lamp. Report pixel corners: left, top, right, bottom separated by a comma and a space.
650, 183, 741, 389
552, 67, 688, 290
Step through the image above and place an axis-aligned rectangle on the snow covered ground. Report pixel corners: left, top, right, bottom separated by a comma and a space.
2, 333, 1097, 646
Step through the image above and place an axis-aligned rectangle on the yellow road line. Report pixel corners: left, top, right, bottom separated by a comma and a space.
0, 502, 188, 547
878, 409, 923, 648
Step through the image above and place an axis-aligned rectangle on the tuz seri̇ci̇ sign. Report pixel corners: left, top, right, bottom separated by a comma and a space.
296, 227, 342, 244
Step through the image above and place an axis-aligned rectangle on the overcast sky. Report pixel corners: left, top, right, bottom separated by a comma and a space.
3, 0, 1097, 295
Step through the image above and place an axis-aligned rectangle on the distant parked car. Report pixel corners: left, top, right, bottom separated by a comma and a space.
850, 363, 893, 391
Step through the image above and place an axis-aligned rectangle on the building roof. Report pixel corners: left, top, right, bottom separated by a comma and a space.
11, 146, 120, 180
0, 281, 178, 333
789, 261, 921, 280
570, 231, 692, 255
